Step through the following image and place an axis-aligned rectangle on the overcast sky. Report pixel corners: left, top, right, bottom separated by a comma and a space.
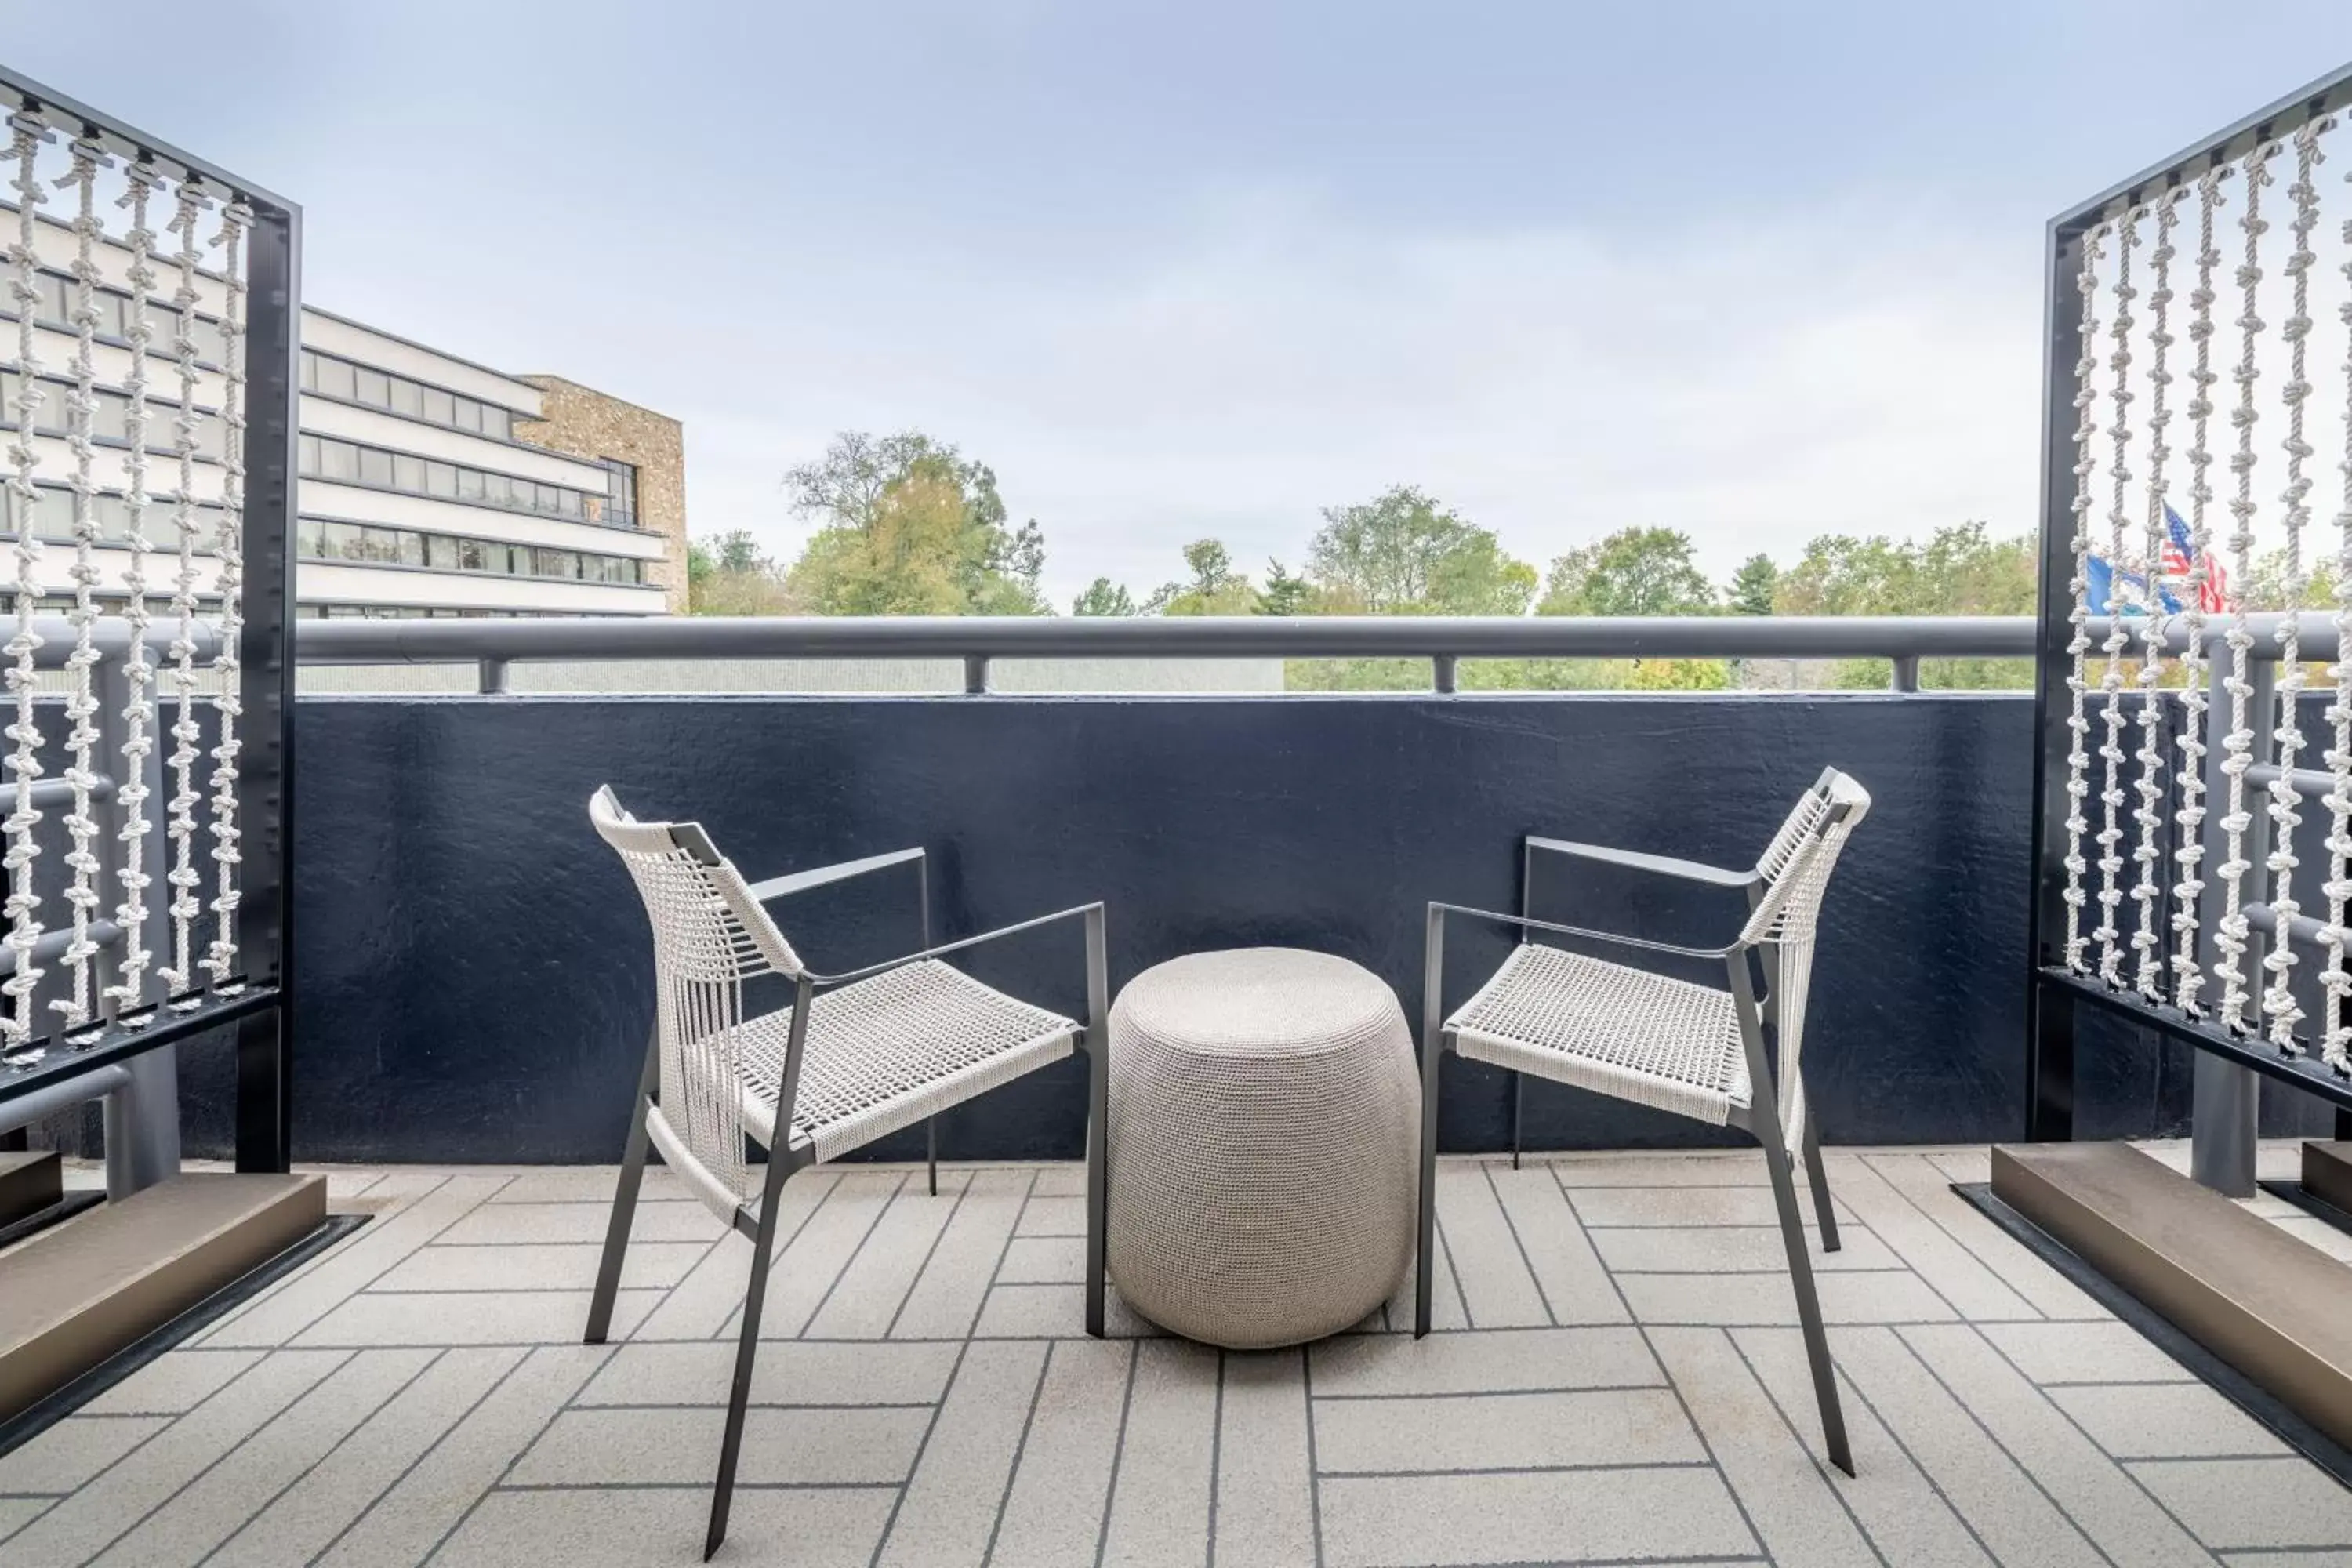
14, 1, 2352, 607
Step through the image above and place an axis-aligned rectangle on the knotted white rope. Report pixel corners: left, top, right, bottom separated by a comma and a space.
204, 201, 249, 989
2215, 143, 2278, 1031
2, 113, 51, 1047
157, 180, 211, 1000
53, 136, 108, 1031
2262, 124, 2330, 1050
2175, 167, 2230, 1014
2326, 151, 2352, 1072
2063, 224, 2108, 974
107, 162, 162, 1021
2132, 194, 2180, 998
2094, 209, 2140, 987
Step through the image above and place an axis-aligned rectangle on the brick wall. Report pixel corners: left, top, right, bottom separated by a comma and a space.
512, 376, 688, 613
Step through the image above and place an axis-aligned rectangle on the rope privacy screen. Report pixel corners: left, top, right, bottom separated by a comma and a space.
0, 66, 296, 1172
2028, 64, 2352, 1146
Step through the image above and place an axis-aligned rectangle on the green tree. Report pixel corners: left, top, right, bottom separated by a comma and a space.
1144, 539, 1261, 615
688, 529, 798, 615
1539, 527, 1717, 617
1775, 521, 2035, 688
1730, 554, 1779, 615
1308, 485, 1536, 615
782, 430, 1050, 615
1258, 559, 1316, 616
1072, 577, 1138, 616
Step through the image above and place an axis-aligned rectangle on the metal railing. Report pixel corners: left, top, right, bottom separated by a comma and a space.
296, 612, 2043, 695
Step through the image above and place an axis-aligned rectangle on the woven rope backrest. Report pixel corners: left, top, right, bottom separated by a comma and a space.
589, 786, 800, 1207
1741, 771, 1871, 1144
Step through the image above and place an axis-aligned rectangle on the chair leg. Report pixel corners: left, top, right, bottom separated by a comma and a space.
707, 1178, 785, 1560
1800, 1109, 1840, 1254
1417, 906, 1447, 1339
1511, 1073, 1523, 1171
586, 1033, 660, 1345
1084, 1029, 1108, 1339
927, 1116, 939, 1198
1757, 1109, 1853, 1476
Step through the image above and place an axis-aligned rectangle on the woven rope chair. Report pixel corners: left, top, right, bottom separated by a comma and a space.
1416, 767, 1870, 1477
583, 786, 1108, 1559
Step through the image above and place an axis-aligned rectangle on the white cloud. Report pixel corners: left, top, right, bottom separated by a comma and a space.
670, 187, 2048, 608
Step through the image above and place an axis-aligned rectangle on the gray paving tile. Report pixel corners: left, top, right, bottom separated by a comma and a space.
1031, 1162, 1086, 1197
483, 1165, 690, 1205
1490, 1163, 1627, 1323
1018, 1193, 1087, 1236
0, 1415, 168, 1494
77, 1350, 264, 1416
808, 1171, 973, 1339
1736, 1326, 1996, 1567
1824, 1155, 2038, 1321
1567, 1182, 1850, 1229
1614, 1268, 1956, 1325
1377, 1239, 1468, 1333
291, 1287, 658, 1347
999, 1234, 1086, 1284
432, 1483, 894, 1567
877, 1340, 1049, 1567
0, 1348, 344, 1568
1977, 1319, 2194, 1385
89, 1347, 435, 1568
1833, 1325, 2105, 1568
1316, 1385, 1700, 1473
1214, 1349, 1314, 1568
510, 1404, 928, 1486
1437, 1162, 1550, 1327
369, 1239, 708, 1293
1864, 1152, 2107, 1318
577, 1339, 958, 1407
2047, 1380, 2290, 1459
1319, 1466, 1755, 1566
2263, 1213, 2352, 1262
1898, 1323, 2212, 1566
435, 1197, 724, 1247
1311, 1325, 1661, 1396
1590, 1221, 1902, 1273
750, 1170, 910, 1339
1545, 1151, 1778, 1186
1099, 1339, 1218, 1568
993, 1338, 1134, 1568
2126, 1457, 2352, 1550
202, 1175, 509, 1348
0, 1501, 49, 1543
1649, 1326, 1880, 1568
976, 1282, 1160, 1338
212, 1345, 527, 1568
891, 1167, 1034, 1340
313, 1344, 609, 1567
630, 1170, 840, 1341
2226, 1554, 2352, 1567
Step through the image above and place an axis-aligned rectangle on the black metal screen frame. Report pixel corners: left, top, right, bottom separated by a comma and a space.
0, 65, 299, 1172
2026, 61, 2352, 1141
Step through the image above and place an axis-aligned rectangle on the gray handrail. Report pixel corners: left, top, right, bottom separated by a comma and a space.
287, 609, 2352, 695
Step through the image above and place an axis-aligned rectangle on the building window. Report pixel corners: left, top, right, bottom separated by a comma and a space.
301, 350, 516, 441
2, 369, 228, 462
294, 516, 646, 586
592, 458, 638, 529
1, 483, 227, 546
296, 433, 626, 525
2, 268, 228, 364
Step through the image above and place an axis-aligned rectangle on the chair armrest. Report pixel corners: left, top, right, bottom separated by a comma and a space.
806, 902, 1104, 986
746, 846, 925, 903
1429, 901, 1740, 960
1525, 836, 1759, 891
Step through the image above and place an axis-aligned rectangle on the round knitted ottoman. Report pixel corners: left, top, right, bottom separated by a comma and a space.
1106, 948, 1419, 1349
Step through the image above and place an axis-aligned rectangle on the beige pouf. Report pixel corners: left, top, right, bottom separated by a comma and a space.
1106, 947, 1419, 1349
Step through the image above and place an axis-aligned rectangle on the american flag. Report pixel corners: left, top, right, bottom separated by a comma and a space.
2160, 503, 2227, 613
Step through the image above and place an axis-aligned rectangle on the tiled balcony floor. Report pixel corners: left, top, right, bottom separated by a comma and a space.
5, 1144, 2350, 1566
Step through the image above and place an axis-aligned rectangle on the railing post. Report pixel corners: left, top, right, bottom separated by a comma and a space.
478, 658, 510, 696
1889, 655, 1921, 694
1431, 655, 1457, 695
964, 655, 989, 695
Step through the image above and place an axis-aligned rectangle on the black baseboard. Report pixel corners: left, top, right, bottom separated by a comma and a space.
2259, 1178, 2352, 1239
1955, 1181, 2352, 1490
0, 1212, 368, 1457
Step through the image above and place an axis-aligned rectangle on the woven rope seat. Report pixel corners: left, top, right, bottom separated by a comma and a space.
1108, 948, 1417, 1349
